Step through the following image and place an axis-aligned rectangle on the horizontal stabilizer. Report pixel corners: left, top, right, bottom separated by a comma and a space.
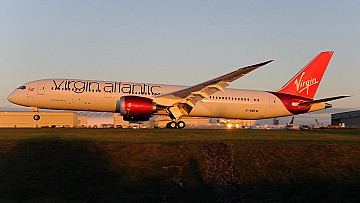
298, 95, 350, 106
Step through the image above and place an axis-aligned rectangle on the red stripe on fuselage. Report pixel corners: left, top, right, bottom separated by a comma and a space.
269, 92, 312, 115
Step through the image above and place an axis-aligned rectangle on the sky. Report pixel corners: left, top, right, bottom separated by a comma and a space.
1, 0, 359, 124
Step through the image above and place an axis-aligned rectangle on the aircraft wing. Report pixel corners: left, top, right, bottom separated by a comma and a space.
155, 60, 273, 113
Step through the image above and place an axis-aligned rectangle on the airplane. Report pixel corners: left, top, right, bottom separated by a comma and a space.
7, 51, 349, 128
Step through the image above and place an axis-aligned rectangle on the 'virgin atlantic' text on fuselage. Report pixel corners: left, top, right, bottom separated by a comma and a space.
51, 80, 161, 95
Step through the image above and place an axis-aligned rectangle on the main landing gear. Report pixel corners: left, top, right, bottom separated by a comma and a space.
166, 106, 185, 129
166, 121, 186, 129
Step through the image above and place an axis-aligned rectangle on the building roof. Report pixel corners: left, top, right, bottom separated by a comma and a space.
331, 110, 360, 119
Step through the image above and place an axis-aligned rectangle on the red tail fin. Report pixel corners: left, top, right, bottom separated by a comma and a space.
277, 51, 334, 99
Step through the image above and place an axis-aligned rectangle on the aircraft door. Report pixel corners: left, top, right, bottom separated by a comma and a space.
269, 97, 276, 108
37, 83, 45, 95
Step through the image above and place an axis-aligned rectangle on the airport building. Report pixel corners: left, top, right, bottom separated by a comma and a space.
0, 112, 78, 128
331, 110, 360, 128
1, 111, 256, 129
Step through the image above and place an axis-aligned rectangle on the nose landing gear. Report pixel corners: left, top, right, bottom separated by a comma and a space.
30, 107, 40, 121
33, 114, 40, 121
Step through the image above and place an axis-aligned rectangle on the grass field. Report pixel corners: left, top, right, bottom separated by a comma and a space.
0, 129, 359, 202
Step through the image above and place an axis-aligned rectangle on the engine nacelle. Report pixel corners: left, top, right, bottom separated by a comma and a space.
117, 96, 156, 121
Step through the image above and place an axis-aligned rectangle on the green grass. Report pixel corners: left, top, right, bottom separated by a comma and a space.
0, 129, 359, 202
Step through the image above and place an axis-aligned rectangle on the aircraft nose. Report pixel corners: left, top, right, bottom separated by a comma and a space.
7, 91, 19, 104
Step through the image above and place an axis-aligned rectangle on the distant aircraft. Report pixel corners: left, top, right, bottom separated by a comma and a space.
8, 51, 349, 128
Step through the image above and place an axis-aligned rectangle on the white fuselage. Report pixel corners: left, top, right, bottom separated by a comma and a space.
8, 79, 326, 120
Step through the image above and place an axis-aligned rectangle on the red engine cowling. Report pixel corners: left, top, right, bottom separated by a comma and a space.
118, 96, 156, 121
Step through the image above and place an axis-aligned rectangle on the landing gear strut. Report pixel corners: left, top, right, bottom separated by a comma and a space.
30, 107, 40, 121
166, 121, 186, 129
166, 106, 186, 129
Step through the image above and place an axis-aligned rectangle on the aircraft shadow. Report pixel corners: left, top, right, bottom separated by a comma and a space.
0, 138, 124, 202
0, 138, 359, 202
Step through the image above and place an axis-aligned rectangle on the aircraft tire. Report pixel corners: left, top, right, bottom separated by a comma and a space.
169, 121, 177, 128
33, 115, 40, 121
177, 121, 185, 129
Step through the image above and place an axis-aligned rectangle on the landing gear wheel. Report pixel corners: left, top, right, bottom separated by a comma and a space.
166, 121, 185, 129
33, 115, 40, 121
169, 121, 177, 128
166, 121, 178, 128
177, 121, 186, 129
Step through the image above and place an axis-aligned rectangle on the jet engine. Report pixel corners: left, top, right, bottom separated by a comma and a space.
118, 96, 157, 121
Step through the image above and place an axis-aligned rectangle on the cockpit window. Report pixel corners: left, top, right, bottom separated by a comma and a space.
17, 86, 26, 90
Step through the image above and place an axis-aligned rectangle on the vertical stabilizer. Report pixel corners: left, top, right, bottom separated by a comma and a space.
277, 51, 334, 99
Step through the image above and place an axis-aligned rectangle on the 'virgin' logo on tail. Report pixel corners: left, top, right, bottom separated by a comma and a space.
294, 72, 319, 95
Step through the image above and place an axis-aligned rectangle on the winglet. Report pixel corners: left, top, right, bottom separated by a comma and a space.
252, 60, 274, 67
218, 60, 274, 84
